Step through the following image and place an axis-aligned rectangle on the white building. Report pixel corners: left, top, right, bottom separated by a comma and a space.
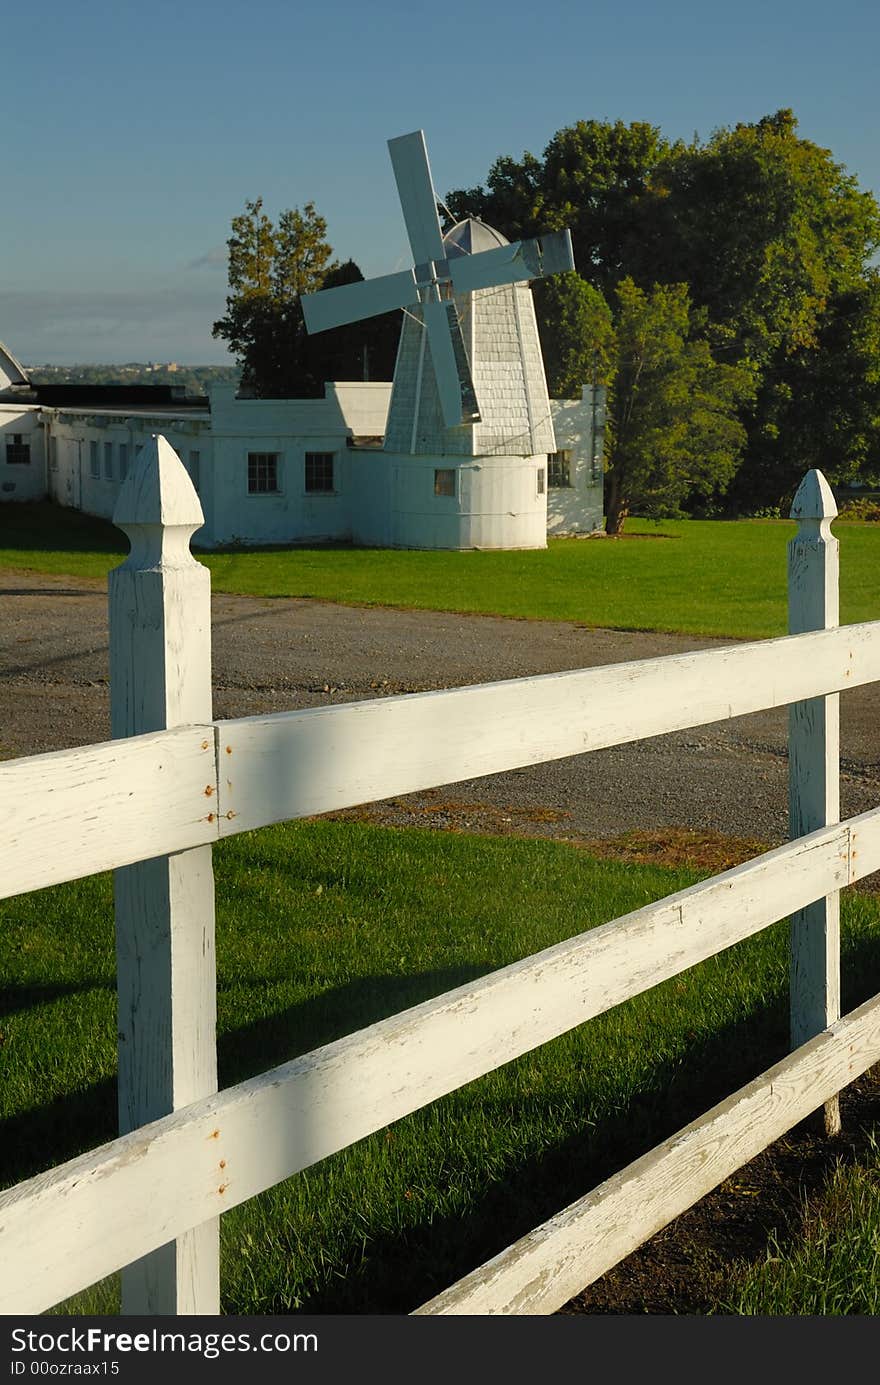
1, 341, 605, 550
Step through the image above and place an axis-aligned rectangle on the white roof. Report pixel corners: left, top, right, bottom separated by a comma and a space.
443, 218, 509, 258
0, 341, 30, 389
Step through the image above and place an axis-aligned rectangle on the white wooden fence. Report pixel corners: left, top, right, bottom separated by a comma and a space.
2, 439, 879, 1316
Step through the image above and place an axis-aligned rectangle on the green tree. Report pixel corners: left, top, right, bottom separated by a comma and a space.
272, 203, 337, 299
604, 280, 751, 534
533, 274, 614, 398
212, 196, 319, 396
447, 112, 880, 508
446, 119, 669, 298
653, 112, 880, 364
726, 273, 880, 511
226, 196, 275, 297
653, 112, 880, 508
212, 200, 399, 397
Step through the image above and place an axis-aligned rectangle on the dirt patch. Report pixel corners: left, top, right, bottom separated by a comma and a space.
574, 825, 772, 872
561, 1065, 880, 1315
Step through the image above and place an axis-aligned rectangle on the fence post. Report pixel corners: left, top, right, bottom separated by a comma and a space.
109, 435, 219, 1313
787, 467, 841, 1136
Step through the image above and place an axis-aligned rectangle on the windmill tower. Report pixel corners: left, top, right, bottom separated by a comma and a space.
302, 131, 575, 550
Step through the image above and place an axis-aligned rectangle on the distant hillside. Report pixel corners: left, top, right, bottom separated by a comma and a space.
27, 363, 241, 395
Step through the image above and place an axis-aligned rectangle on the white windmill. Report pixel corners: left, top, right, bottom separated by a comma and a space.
302, 130, 577, 550
301, 130, 575, 429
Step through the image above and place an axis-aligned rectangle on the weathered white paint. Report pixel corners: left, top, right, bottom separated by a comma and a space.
215, 620, 880, 836
3, 806, 879, 1314
109, 435, 219, 1315
0, 727, 216, 901
414, 990, 880, 1315
0, 404, 47, 502
4, 619, 879, 892
546, 387, 605, 536
788, 469, 841, 1136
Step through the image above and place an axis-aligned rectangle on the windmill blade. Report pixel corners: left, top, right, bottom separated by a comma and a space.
423, 299, 481, 428
388, 130, 445, 266
448, 230, 575, 295
301, 268, 417, 335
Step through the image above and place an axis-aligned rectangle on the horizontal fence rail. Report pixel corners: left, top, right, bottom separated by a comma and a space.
1, 728, 217, 900
5, 619, 880, 901
215, 620, 880, 834
414, 991, 880, 1315
3, 805, 879, 1314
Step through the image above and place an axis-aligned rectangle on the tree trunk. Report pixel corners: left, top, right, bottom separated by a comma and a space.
605, 474, 628, 535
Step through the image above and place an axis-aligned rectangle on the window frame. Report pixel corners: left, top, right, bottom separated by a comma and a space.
548, 449, 572, 489
304, 451, 335, 495
5, 433, 31, 466
247, 451, 281, 495
433, 467, 455, 498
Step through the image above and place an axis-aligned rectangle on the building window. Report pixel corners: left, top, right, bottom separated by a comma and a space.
6, 433, 31, 465
548, 450, 572, 488
118, 443, 128, 480
304, 451, 334, 493
49, 437, 58, 471
188, 450, 201, 492
89, 440, 99, 478
104, 442, 114, 480
434, 468, 455, 497
248, 452, 280, 494
537, 467, 546, 496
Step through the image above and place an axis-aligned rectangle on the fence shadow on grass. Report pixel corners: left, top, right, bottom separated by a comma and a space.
225, 993, 794, 1314
0, 966, 491, 1190
5, 930, 880, 1314
216, 963, 493, 1090
0, 979, 114, 1020
256, 942, 880, 1317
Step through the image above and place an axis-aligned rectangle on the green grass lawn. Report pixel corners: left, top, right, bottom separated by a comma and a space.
3, 820, 880, 1315
723, 1135, 880, 1314
3, 500, 879, 638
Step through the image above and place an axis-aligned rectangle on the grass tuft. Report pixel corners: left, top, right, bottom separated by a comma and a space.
723, 1133, 880, 1315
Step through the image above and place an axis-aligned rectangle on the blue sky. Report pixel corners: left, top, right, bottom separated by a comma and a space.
3, 0, 879, 364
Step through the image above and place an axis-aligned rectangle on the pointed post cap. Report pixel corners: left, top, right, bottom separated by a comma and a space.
790, 469, 837, 522
112, 435, 205, 572
113, 434, 204, 529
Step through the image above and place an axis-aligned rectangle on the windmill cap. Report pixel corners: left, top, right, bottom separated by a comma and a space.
443, 218, 509, 257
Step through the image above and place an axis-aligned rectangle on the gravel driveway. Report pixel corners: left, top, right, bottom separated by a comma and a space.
3, 567, 879, 860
